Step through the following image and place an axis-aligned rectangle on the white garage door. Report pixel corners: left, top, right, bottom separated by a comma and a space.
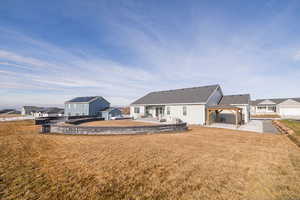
280, 108, 300, 116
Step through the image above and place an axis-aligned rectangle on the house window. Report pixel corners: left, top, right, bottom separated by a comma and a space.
134, 107, 140, 114
68, 104, 71, 109
257, 106, 266, 110
167, 107, 170, 115
183, 106, 187, 116
268, 106, 276, 112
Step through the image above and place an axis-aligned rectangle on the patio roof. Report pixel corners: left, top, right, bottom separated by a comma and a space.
207, 105, 242, 110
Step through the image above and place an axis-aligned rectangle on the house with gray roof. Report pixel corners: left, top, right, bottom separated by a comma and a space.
130, 84, 250, 125
32, 107, 64, 118
64, 96, 110, 117
251, 98, 300, 117
21, 106, 44, 115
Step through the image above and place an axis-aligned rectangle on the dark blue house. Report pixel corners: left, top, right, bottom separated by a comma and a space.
64, 96, 110, 117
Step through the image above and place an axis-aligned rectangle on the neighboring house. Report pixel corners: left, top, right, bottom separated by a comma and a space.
32, 107, 64, 118
0, 109, 21, 114
100, 108, 122, 120
251, 98, 300, 118
21, 106, 43, 115
130, 84, 250, 125
64, 96, 110, 117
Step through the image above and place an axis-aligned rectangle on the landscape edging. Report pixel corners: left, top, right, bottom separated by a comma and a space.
272, 120, 300, 147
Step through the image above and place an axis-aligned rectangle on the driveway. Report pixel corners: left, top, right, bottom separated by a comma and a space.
262, 120, 279, 134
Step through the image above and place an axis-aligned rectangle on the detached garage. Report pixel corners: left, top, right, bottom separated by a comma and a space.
278, 99, 300, 118
280, 108, 300, 116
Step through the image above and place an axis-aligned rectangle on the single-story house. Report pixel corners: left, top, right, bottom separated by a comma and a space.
32, 107, 64, 118
130, 84, 250, 125
22, 106, 43, 115
251, 98, 300, 118
64, 96, 110, 117
100, 108, 122, 120
0, 109, 20, 115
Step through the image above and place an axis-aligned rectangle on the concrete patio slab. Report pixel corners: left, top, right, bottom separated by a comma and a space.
206, 120, 263, 133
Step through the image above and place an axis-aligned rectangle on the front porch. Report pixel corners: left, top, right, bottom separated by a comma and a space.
254, 105, 277, 114
144, 105, 166, 119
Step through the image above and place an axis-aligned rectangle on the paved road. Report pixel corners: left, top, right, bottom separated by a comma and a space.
262, 120, 279, 134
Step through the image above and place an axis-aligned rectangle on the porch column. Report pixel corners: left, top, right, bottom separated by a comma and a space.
215, 110, 219, 122
207, 109, 210, 125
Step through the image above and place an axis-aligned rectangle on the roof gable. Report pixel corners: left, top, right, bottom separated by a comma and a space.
278, 99, 300, 106
251, 97, 300, 106
219, 94, 250, 105
131, 84, 219, 105
66, 96, 101, 103
258, 99, 276, 105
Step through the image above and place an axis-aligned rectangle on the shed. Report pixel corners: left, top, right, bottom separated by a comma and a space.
101, 108, 122, 120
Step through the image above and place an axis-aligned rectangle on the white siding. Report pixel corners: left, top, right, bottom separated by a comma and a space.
280, 108, 300, 116
278, 99, 300, 117
250, 105, 278, 115
166, 105, 205, 125
130, 106, 145, 119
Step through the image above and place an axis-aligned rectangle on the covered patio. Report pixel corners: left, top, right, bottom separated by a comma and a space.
206, 105, 243, 128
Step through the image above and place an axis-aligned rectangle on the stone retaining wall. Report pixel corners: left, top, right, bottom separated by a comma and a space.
41, 123, 188, 135
65, 117, 104, 125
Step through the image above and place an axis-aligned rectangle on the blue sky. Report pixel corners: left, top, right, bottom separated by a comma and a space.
1, 0, 300, 108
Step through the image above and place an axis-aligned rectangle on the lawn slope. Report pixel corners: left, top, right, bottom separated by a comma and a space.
0, 121, 299, 200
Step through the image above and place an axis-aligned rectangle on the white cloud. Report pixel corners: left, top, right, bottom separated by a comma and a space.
1, 3, 300, 107
293, 51, 300, 61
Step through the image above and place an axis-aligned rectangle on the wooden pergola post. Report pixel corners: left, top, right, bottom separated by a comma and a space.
207, 110, 210, 125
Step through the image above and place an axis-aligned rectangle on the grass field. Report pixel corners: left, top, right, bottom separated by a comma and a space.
80, 119, 156, 126
0, 120, 300, 200
281, 120, 300, 136
280, 120, 300, 146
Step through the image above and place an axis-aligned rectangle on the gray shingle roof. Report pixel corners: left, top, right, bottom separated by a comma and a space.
251, 98, 300, 106
219, 94, 250, 105
67, 96, 100, 103
131, 85, 219, 105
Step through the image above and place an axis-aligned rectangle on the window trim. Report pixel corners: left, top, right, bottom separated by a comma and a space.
183, 106, 187, 116
167, 106, 170, 115
134, 107, 140, 114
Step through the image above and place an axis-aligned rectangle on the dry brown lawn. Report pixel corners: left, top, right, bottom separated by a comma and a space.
251, 114, 281, 118
80, 119, 156, 126
0, 120, 300, 200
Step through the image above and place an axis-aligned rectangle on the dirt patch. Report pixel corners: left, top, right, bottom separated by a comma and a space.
79, 119, 157, 127
1, 121, 300, 200
0, 114, 22, 118
251, 114, 280, 118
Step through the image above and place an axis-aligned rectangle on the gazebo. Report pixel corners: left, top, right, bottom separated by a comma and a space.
206, 105, 243, 128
